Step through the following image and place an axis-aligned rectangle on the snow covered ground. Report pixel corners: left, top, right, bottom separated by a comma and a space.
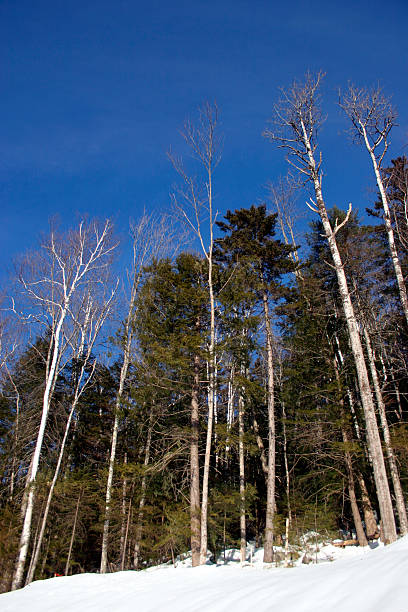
2, 536, 407, 612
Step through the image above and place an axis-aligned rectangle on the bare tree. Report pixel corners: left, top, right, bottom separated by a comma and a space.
387, 157, 408, 251
238, 369, 246, 564
340, 86, 408, 326
100, 212, 178, 573
262, 283, 276, 563
25, 284, 117, 584
0, 313, 20, 374
264, 73, 397, 544
11, 219, 117, 590
168, 102, 222, 565
267, 175, 304, 279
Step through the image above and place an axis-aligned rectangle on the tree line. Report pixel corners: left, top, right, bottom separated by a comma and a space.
0, 73, 407, 592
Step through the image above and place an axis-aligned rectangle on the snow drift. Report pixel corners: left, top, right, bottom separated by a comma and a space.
2, 536, 407, 612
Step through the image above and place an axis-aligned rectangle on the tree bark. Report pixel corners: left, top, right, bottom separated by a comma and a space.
357, 471, 379, 539
363, 326, 408, 534
300, 118, 397, 544
25, 399, 76, 584
199, 168, 216, 566
12, 306, 68, 590
360, 125, 408, 327
262, 289, 276, 563
238, 382, 246, 564
190, 353, 201, 567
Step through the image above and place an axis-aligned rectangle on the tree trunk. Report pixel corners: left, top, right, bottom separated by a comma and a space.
301, 118, 397, 544
120, 499, 132, 571
100, 408, 120, 573
252, 414, 268, 476
281, 401, 291, 523
262, 289, 276, 563
119, 453, 128, 565
342, 427, 368, 546
357, 471, 379, 538
238, 382, 246, 564
332, 350, 368, 546
25, 397, 77, 584
190, 354, 201, 567
133, 414, 153, 570
101, 339, 131, 573
199, 254, 216, 565
363, 326, 408, 534
361, 126, 408, 327
65, 488, 82, 576
12, 306, 68, 590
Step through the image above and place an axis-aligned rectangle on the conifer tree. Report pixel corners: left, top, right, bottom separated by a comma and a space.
215, 204, 295, 562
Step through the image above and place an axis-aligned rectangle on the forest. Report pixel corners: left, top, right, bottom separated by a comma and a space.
1, 73, 407, 593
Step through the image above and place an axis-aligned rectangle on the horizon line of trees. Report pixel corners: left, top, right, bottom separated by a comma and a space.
0, 73, 407, 593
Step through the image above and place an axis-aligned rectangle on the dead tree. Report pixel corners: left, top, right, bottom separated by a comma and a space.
264, 72, 397, 544
340, 86, 408, 327
25, 285, 117, 584
168, 102, 222, 565
100, 212, 177, 573
12, 219, 117, 590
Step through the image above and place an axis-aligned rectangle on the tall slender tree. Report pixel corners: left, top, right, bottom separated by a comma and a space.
264, 73, 397, 543
169, 102, 222, 565
215, 204, 295, 562
340, 86, 408, 327
12, 219, 117, 590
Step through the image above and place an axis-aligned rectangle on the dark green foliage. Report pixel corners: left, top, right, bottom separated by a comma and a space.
1, 196, 408, 588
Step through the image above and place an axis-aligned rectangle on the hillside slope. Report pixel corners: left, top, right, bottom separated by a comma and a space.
2, 536, 406, 612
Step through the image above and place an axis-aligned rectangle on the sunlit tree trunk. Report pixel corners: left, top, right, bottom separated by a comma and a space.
264, 74, 396, 543
262, 289, 276, 563
190, 353, 201, 567
238, 377, 246, 564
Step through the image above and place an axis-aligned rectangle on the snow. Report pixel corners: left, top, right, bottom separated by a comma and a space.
2, 536, 407, 612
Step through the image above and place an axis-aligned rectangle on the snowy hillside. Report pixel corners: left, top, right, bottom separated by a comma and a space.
2, 537, 407, 612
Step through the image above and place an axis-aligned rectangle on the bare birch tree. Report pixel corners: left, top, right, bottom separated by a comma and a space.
11, 219, 117, 590
267, 175, 303, 279
263, 72, 397, 544
25, 284, 117, 584
168, 102, 222, 565
100, 212, 177, 573
340, 86, 408, 326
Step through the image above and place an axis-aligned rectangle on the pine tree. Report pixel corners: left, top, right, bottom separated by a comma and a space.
215, 204, 295, 562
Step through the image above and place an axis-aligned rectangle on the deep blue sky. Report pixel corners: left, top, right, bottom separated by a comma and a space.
1, 0, 408, 281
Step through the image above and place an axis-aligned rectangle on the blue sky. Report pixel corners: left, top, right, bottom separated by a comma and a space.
1, 0, 408, 281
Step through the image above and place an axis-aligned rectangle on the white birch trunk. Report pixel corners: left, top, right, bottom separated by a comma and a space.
12, 305, 68, 590
360, 126, 408, 326
300, 119, 397, 544
262, 290, 276, 563
100, 287, 136, 573
190, 353, 201, 568
25, 398, 76, 584
100, 396, 121, 573
238, 377, 246, 564
199, 172, 216, 566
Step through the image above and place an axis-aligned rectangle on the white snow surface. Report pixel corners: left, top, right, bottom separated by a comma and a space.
2, 537, 407, 612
